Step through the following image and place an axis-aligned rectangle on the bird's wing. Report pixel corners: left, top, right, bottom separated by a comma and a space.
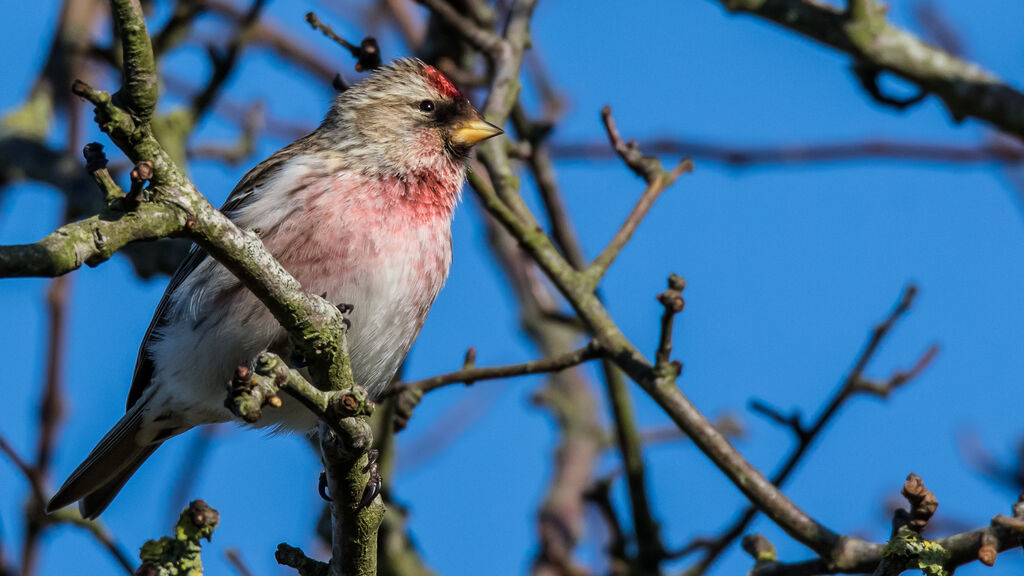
125, 138, 313, 410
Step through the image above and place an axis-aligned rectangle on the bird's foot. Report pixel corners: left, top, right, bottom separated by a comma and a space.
317, 450, 380, 509
358, 449, 381, 510
289, 350, 312, 368
318, 471, 333, 502
318, 294, 354, 328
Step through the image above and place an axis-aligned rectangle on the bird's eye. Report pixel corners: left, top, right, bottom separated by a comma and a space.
418, 100, 435, 113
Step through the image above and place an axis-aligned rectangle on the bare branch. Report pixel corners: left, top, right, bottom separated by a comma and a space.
582, 107, 693, 288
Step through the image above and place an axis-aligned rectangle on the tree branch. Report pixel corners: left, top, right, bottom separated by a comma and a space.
712, 0, 1024, 141
227, 352, 383, 576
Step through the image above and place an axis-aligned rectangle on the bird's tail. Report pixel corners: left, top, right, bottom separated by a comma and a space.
47, 402, 165, 519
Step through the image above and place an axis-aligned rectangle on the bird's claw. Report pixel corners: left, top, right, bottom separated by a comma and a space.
289, 350, 312, 368
357, 449, 381, 510
336, 302, 354, 330
318, 471, 333, 502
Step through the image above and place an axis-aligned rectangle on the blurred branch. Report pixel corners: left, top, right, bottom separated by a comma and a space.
711, 0, 1024, 141
306, 12, 382, 73
202, 0, 337, 83
167, 425, 222, 527
957, 432, 1024, 493
225, 548, 257, 576
191, 0, 268, 120
510, 105, 585, 269
18, 275, 70, 576
546, 137, 1024, 167
480, 207, 601, 576
0, 436, 135, 574
371, 394, 438, 576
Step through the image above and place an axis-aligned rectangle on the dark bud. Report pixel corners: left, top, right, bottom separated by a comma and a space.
83, 143, 108, 172
978, 545, 997, 567
186, 499, 220, 530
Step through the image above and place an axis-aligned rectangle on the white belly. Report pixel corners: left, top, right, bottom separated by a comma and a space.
144, 221, 451, 433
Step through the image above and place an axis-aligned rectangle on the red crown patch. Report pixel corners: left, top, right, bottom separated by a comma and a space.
423, 65, 462, 99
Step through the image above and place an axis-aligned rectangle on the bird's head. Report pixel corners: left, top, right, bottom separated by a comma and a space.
319, 59, 503, 177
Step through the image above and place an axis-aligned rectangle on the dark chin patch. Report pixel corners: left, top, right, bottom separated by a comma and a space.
443, 137, 472, 161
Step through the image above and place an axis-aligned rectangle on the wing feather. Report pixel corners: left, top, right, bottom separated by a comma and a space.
125, 137, 313, 410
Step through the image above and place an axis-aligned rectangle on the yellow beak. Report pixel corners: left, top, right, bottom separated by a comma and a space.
450, 118, 504, 147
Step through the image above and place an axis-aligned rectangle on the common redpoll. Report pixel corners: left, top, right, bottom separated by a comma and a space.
48, 58, 502, 518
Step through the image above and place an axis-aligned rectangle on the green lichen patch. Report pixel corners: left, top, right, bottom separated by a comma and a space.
882, 526, 951, 576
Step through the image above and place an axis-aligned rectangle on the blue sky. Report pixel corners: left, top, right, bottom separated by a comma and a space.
2, 1, 1024, 575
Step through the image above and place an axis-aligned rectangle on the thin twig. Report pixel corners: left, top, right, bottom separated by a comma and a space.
389, 341, 603, 396
305, 12, 381, 72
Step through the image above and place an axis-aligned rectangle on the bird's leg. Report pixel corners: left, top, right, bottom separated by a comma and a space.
357, 449, 381, 510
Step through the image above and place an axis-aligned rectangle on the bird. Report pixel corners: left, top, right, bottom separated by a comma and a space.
47, 58, 502, 519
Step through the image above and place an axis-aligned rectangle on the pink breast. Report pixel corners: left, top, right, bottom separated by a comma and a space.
264, 167, 460, 298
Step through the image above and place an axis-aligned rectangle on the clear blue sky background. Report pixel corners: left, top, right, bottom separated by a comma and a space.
2, 1, 1024, 575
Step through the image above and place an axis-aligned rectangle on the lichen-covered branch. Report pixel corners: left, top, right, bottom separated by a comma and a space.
0, 200, 186, 278
228, 353, 370, 440
136, 500, 219, 576
747, 479, 1024, 576
711, 0, 1024, 141
226, 352, 383, 576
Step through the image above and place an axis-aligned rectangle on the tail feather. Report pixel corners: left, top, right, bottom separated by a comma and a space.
78, 444, 160, 519
47, 405, 160, 517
